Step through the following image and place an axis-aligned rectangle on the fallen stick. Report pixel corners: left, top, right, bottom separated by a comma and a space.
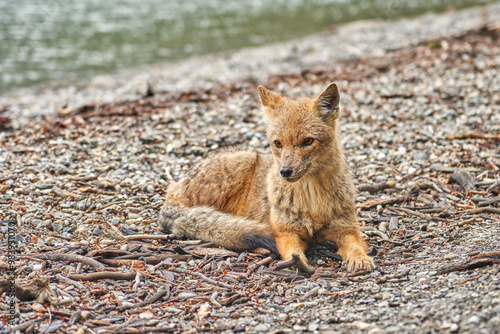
56, 274, 88, 291
300, 286, 320, 301
377, 269, 410, 284
477, 197, 500, 207
51, 186, 83, 199
381, 254, 458, 266
68, 271, 137, 281
135, 270, 184, 287
247, 256, 273, 272
170, 267, 233, 289
435, 253, 500, 275
117, 286, 169, 312
323, 287, 363, 296
274, 254, 315, 275
25, 253, 105, 269
459, 206, 500, 215
123, 234, 173, 241
388, 206, 447, 222
357, 196, 405, 210
357, 181, 396, 194
445, 132, 500, 140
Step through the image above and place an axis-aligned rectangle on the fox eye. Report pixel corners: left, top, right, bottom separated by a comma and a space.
303, 137, 314, 146
274, 140, 282, 148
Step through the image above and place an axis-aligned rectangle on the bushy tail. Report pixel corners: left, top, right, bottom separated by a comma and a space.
159, 204, 277, 253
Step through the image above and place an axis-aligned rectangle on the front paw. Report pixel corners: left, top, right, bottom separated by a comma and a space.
345, 251, 375, 273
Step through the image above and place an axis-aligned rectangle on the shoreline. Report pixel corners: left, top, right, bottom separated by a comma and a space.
1, 3, 499, 127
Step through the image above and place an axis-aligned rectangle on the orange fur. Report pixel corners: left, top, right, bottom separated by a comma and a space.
159, 83, 374, 273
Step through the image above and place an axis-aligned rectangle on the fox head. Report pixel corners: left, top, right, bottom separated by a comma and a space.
258, 83, 342, 183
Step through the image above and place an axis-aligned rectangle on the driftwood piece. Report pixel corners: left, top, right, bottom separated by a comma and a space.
247, 256, 273, 272
68, 271, 137, 281
377, 269, 411, 284
388, 206, 447, 222
274, 254, 316, 275
357, 196, 405, 210
357, 181, 396, 194
51, 186, 83, 199
117, 286, 170, 311
435, 252, 500, 275
26, 253, 105, 269
170, 267, 233, 289
323, 287, 364, 296
56, 274, 88, 291
445, 132, 500, 140
123, 234, 173, 241
460, 206, 500, 215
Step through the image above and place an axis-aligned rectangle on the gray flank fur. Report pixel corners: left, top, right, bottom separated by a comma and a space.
159, 203, 277, 253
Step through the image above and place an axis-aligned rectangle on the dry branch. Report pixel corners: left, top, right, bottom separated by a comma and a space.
68, 271, 137, 281
25, 253, 105, 269
117, 286, 170, 311
446, 132, 500, 140
436, 253, 500, 275
51, 186, 83, 199
357, 196, 405, 210
388, 206, 447, 222
357, 181, 396, 194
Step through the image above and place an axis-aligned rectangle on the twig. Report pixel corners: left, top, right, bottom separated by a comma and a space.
477, 197, 500, 207
123, 234, 173, 241
56, 274, 88, 291
445, 132, 500, 140
25, 253, 105, 269
51, 186, 83, 199
248, 256, 273, 272
132, 272, 142, 291
357, 196, 405, 210
274, 254, 300, 271
135, 270, 185, 287
323, 287, 363, 296
300, 286, 320, 301
357, 181, 396, 194
117, 286, 169, 312
274, 254, 315, 275
170, 267, 233, 289
68, 271, 137, 281
486, 179, 499, 192
377, 269, 410, 283
459, 206, 500, 215
435, 253, 500, 275
387, 206, 447, 222
381, 254, 458, 266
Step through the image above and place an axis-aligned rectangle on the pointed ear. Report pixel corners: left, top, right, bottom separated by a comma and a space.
258, 85, 283, 116
313, 83, 341, 120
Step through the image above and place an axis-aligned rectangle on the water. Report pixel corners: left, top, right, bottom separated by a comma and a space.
0, 0, 491, 94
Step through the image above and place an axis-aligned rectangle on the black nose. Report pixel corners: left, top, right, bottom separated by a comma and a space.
280, 167, 293, 178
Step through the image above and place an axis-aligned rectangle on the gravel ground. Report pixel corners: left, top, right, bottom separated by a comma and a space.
1, 5, 500, 334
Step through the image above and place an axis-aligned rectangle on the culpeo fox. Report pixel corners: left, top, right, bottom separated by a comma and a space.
159, 83, 374, 273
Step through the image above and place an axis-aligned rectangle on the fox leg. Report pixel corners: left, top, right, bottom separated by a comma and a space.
320, 224, 374, 272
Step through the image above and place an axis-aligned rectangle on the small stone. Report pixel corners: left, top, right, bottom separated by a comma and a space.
466, 315, 480, 324
413, 153, 428, 161
254, 323, 269, 332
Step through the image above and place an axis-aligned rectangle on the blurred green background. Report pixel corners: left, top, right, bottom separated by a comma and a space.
0, 0, 492, 94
